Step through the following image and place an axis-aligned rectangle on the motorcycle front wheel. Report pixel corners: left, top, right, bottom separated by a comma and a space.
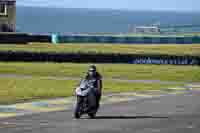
74, 96, 82, 119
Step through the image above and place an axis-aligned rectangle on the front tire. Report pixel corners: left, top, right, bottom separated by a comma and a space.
74, 96, 82, 119
74, 112, 80, 119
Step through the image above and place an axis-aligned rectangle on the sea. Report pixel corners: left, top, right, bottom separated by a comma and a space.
16, 6, 200, 34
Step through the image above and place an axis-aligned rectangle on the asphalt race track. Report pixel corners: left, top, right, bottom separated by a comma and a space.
0, 90, 200, 133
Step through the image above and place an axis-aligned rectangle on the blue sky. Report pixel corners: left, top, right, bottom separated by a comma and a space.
17, 0, 198, 12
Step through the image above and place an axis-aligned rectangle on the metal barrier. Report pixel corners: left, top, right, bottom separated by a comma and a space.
55, 35, 200, 44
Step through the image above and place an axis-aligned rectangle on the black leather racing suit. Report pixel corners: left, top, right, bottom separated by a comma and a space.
85, 72, 102, 108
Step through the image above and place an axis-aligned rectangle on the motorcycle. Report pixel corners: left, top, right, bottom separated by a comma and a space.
74, 79, 98, 119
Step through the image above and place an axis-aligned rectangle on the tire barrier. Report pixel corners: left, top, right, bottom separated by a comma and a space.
0, 51, 199, 65
28, 34, 51, 43
0, 33, 29, 44
0, 33, 51, 44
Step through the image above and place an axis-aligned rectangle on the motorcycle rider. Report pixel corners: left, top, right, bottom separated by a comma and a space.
84, 65, 102, 109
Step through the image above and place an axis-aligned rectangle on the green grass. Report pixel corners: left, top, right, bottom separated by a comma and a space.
0, 62, 199, 104
0, 62, 199, 82
0, 78, 76, 104
0, 43, 199, 56
0, 77, 183, 105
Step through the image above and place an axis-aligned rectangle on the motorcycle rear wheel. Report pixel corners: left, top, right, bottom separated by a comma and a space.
88, 113, 96, 119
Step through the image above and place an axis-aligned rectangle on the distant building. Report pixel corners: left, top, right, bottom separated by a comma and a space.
134, 26, 160, 33
0, 0, 16, 32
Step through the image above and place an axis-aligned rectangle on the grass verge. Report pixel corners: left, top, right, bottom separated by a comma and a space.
0, 63, 199, 82
0, 62, 198, 104
0, 77, 183, 105
0, 43, 199, 56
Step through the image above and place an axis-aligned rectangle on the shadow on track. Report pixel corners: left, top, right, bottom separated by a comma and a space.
84, 115, 168, 120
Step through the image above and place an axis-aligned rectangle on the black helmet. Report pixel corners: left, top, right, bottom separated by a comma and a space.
88, 65, 97, 72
